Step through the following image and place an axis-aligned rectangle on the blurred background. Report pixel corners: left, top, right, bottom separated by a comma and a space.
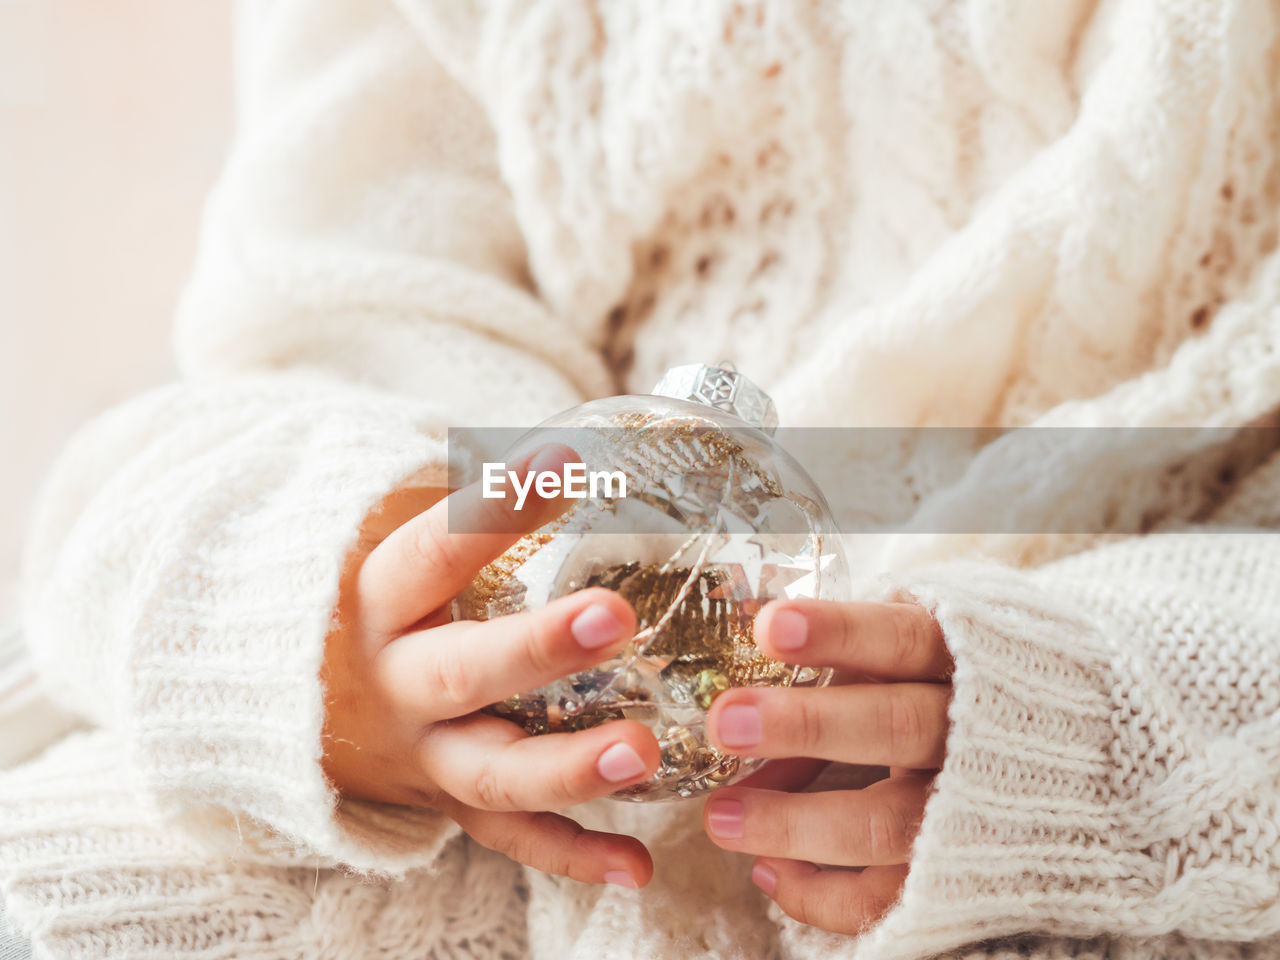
0, 0, 233, 620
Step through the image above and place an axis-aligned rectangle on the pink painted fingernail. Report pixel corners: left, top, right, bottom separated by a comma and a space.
604, 870, 638, 889
572, 603, 624, 650
769, 609, 808, 651
597, 742, 647, 783
751, 863, 777, 896
706, 799, 744, 839
717, 705, 763, 748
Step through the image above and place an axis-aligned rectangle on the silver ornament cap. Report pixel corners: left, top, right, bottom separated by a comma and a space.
651, 362, 779, 435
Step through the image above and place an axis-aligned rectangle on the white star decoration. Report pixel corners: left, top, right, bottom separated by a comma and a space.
705, 524, 837, 600
778, 552, 836, 599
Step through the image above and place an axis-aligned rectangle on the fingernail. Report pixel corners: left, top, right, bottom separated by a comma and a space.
706, 799, 744, 839
523, 443, 570, 478
604, 870, 638, 889
751, 863, 777, 896
717, 705, 763, 748
769, 609, 808, 651
572, 603, 624, 650
597, 742, 647, 783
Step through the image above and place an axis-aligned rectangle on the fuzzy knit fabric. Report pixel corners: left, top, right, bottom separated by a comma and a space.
3, 0, 1280, 957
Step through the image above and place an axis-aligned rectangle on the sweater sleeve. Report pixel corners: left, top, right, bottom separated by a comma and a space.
844, 531, 1280, 958
775, 454, 1280, 960
19, 0, 608, 873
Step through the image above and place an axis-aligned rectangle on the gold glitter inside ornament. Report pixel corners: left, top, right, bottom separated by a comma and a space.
454, 364, 849, 800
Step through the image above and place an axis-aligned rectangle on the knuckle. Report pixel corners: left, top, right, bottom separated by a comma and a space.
408, 516, 462, 573
778, 806, 805, 856
881, 692, 924, 758
562, 818, 601, 878
793, 697, 827, 754
473, 757, 520, 811
549, 817, 588, 879
515, 813, 576, 877
843, 889, 895, 932
542, 844, 574, 880
779, 888, 816, 928
921, 686, 951, 759
430, 647, 477, 711
889, 605, 924, 672
546, 757, 586, 809
861, 800, 911, 863
501, 827, 540, 867
521, 616, 564, 678
836, 606, 864, 660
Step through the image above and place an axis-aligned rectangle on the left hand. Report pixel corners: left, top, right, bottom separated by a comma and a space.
702, 599, 953, 934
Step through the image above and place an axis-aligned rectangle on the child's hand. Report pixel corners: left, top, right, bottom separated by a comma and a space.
322, 447, 660, 888
702, 599, 953, 932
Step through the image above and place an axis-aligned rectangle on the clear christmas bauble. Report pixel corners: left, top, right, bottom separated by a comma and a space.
454, 364, 849, 801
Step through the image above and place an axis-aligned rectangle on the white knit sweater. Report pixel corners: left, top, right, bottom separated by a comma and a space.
4, 1, 1280, 957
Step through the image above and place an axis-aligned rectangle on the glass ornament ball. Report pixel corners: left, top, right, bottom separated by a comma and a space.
453, 364, 849, 801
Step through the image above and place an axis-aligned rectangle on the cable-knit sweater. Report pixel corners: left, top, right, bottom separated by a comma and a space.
3, 1, 1280, 957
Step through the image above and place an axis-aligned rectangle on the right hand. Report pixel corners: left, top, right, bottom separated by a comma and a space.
322, 446, 660, 888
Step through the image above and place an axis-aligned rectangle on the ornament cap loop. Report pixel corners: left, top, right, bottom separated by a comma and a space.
651, 363, 779, 435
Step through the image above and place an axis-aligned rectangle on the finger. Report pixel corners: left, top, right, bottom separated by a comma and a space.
416, 713, 660, 812
735, 758, 829, 793
352, 486, 450, 553
447, 804, 653, 888
704, 775, 931, 866
357, 443, 580, 636
376, 587, 636, 722
751, 859, 909, 935
755, 600, 951, 681
707, 683, 951, 769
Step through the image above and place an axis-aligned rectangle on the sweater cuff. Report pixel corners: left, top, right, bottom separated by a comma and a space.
855, 562, 1129, 960
123, 396, 460, 875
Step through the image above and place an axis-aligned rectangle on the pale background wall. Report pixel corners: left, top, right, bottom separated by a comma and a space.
0, 1, 234, 619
